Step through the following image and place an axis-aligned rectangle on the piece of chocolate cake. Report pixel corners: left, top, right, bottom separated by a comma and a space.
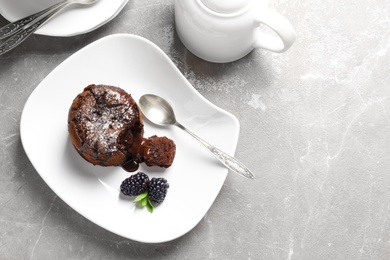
140, 135, 176, 168
68, 84, 176, 171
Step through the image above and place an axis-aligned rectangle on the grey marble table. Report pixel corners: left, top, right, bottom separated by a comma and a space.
1, 0, 390, 259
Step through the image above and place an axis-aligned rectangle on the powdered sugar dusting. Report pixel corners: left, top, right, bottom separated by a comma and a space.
75, 85, 139, 155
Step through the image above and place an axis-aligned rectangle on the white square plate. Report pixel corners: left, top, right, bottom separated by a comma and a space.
20, 34, 240, 243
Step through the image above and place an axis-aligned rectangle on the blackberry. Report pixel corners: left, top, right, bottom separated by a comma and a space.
120, 172, 150, 196
148, 177, 169, 204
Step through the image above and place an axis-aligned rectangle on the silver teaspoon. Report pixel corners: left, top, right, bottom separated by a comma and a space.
0, 0, 99, 55
139, 94, 255, 180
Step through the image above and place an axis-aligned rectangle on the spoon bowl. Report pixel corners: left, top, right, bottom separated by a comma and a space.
139, 94, 177, 126
139, 94, 255, 180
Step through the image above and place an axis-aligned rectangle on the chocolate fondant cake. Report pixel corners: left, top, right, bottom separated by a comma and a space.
141, 135, 176, 168
68, 84, 176, 171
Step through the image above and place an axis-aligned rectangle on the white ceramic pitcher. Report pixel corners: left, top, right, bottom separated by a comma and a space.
175, 0, 296, 63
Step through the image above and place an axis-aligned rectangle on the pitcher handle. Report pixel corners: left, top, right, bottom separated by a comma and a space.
254, 8, 296, 53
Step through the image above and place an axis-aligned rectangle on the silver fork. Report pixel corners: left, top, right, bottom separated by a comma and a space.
0, 0, 99, 55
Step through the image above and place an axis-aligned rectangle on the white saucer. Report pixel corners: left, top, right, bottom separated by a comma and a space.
0, 0, 128, 37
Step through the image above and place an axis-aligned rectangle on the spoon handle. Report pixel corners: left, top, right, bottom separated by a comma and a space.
175, 122, 255, 179
0, 0, 69, 55
0, 0, 67, 40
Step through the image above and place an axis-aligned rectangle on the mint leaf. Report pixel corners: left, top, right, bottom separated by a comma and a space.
146, 198, 154, 213
134, 191, 148, 202
132, 191, 154, 213
140, 197, 147, 207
